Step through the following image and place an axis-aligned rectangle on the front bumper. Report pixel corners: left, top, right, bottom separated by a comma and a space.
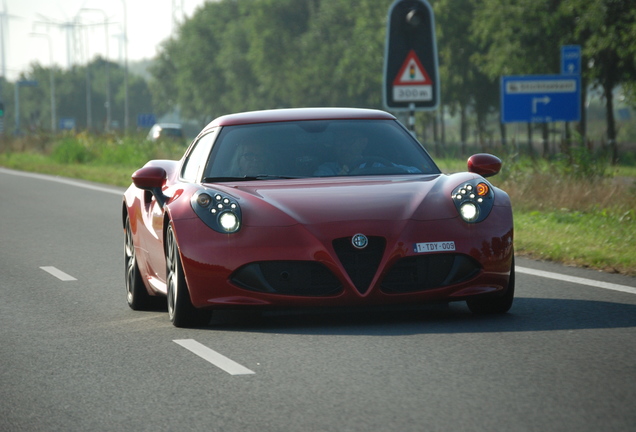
174, 211, 513, 309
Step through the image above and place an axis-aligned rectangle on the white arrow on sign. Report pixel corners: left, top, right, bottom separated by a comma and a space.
532, 96, 551, 113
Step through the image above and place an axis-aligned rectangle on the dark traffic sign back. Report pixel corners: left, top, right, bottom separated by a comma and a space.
383, 0, 439, 111
501, 74, 581, 123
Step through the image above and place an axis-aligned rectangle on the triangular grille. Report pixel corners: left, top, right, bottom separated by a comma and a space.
332, 236, 385, 294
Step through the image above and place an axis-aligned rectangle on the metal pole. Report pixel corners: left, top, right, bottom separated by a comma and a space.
408, 103, 416, 138
13, 82, 18, 135
30, 32, 56, 132
121, 0, 129, 132
79, 8, 111, 131
85, 25, 92, 131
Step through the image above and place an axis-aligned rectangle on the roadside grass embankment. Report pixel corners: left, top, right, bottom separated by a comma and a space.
2, 134, 635, 276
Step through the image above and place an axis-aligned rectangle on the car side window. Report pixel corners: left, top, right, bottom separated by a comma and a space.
181, 130, 217, 182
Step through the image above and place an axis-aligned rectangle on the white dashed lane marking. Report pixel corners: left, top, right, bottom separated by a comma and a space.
40, 266, 77, 281
174, 339, 255, 376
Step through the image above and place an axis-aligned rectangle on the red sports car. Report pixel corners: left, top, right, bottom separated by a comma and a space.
123, 108, 514, 327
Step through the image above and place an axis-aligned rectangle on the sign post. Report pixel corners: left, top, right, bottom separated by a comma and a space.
384, 0, 440, 132
14, 80, 38, 135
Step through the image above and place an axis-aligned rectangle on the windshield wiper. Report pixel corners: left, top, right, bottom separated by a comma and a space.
203, 175, 304, 183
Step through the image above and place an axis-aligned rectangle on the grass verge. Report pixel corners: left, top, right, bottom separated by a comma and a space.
514, 209, 635, 275
0, 152, 136, 187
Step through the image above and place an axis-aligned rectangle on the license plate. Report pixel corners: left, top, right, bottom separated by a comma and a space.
414, 241, 456, 253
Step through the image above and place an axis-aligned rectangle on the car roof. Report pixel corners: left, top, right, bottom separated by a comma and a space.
204, 108, 396, 129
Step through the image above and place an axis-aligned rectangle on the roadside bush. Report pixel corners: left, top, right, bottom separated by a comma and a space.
51, 136, 94, 164
553, 146, 610, 180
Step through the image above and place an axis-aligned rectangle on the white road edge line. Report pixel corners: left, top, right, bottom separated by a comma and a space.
0, 168, 123, 196
40, 266, 77, 281
517, 266, 636, 295
174, 339, 255, 376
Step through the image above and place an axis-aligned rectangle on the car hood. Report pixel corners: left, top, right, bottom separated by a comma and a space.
216, 174, 477, 227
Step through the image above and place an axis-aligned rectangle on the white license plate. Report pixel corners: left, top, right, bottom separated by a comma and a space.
414, 241, 456, 253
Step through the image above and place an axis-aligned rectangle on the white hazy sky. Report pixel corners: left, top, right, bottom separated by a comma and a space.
4, 0, 209, 80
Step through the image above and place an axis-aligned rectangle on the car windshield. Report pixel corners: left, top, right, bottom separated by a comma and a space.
204, 119, 440, 180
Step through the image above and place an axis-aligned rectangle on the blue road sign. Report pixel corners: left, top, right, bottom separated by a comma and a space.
59, 118, 76, 130
17, 80, 38, 87
561, 45, 581, 75
137, 113, 156, 128
501, 74, 581, 123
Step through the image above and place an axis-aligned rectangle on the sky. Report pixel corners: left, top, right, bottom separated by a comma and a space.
3, 0, 209, 80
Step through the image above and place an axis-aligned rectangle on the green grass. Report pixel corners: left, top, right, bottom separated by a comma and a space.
0, 133, 186, 187
0, 152, 136, 187
515, 209, 635, 275
2, 136, 635, 276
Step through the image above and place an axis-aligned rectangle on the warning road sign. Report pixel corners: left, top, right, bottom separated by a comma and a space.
383, 0, 439, 111
392, 50, 433, 102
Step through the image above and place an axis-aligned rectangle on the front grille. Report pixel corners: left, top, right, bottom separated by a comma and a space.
332, 236, 386, 294
381, 254, 481, 293
231, 261, 342, 296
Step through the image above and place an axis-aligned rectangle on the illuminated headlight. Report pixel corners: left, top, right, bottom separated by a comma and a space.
452, 180, 494, 223
219, 211, 240, 232
459, 202, 479, 222
191, 190, 242, 233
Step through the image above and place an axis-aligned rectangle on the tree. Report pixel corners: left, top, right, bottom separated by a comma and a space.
18, 58, 152, 133
436, 0, 499, 155
472, 0, 574, 157
566, 0, 636, 163
242, 0, 313, 108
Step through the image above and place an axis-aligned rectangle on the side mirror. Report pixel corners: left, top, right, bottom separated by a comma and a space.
467, 153, 502, 178
132, 166, 168, 208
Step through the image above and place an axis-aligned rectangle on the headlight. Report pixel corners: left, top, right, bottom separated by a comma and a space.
459, 202, 479, 222
191, 190, 242, 233
219, 211, 240, 232
452, 180, 494, 223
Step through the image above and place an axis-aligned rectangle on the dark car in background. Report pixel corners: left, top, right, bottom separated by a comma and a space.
146, 123, 184, 142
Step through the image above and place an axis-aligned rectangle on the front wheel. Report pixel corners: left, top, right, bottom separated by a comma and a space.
166, 224, 212, 327
466, 258, 515, 314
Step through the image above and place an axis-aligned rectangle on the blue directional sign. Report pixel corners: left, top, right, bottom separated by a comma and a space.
561, 45, 581, 75
501, 74, 581, 123
59, 118, 76, 130
137, 113, 156, 128
17, 80, 38, 87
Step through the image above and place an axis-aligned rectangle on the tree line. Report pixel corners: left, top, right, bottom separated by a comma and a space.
5, 0, 636, 160
2, 58, 153, 135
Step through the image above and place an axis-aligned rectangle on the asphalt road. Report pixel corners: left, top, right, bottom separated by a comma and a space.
1, 167, 635, 432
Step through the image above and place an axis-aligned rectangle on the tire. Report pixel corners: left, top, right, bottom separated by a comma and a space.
166, 224, 212, 328
125, 215, 155, 310
466, 257, 515, 314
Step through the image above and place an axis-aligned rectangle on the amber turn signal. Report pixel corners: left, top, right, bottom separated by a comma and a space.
476, 183, 489, 197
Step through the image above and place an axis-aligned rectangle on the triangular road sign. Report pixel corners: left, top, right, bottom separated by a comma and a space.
393, 50, 432, 86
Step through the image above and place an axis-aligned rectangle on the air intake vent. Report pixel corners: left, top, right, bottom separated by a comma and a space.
381, 254, 481, 293
231, 261, 342, 296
